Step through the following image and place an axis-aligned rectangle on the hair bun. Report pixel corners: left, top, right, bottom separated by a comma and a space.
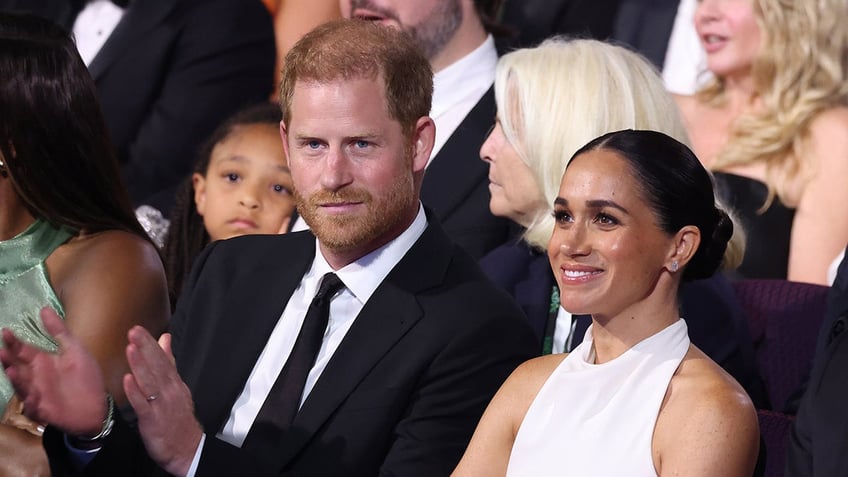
684, 208, 733, 281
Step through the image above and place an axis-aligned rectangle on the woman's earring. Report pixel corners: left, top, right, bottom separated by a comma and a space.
0, 158, 7, 178
670, 261, 679, 272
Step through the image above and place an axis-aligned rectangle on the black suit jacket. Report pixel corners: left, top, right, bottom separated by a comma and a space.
420, 87, 518, 260
0, 0, 275, 212
786, 249, 848, 477
45, 215, 538, 476
499, 0, 621, 49
611, 0, 681, 69
479, 240, 765, 406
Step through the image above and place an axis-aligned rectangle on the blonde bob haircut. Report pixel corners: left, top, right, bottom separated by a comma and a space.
496, 38, 745, 268
697, 0, 848, 204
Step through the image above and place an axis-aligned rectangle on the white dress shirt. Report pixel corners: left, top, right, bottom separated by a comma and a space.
186, 205, 428, 475
553, 306, 574, 354
662, 0, 711, 95
429, 34, 497, 163
72, 0, 126, 66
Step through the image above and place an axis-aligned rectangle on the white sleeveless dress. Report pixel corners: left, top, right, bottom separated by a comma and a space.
505, 319, 690, 477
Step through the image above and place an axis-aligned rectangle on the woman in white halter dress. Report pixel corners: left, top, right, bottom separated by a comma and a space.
453, 130, 759, 477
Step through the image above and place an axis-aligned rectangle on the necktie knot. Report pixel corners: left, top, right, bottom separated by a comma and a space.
315, 273, 344, 303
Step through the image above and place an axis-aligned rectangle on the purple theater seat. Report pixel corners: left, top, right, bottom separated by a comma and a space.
731, 279, 829, 412
756, 409, 794, 477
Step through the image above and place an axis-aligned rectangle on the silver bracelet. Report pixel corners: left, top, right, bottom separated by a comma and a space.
72, 393, 115, 442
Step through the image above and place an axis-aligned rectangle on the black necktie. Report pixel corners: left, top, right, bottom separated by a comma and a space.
242, 272, 344, 453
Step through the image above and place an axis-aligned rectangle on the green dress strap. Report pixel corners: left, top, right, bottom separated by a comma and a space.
0, 218, 75, 413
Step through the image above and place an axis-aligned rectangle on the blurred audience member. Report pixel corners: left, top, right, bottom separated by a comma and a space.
164, 103, 296, 307
0, 0, 277, 215
611, 0, 710, 95
497, 0, 619, 49
478, 38, 761, 404
0, 12, 169, 475
265, 0, 341, 97
675, 0, 848, 284
338, 0, 517, 259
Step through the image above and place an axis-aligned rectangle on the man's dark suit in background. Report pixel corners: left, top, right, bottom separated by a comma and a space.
786, 249, 848, 477
0, 0, 276, 212
420, 87, 518, 260
498, 0, 621, 49
611, 0, 680, 69
46, 216, 538, 476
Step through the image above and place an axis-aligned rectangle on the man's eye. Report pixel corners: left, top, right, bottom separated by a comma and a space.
355, 140, 370, 148
226, 173, 239, 182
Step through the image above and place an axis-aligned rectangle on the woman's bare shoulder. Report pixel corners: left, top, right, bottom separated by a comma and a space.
673, 93, 698, 112
47, 229, 168, 322
807, 106, 848, 159
501, 354, 567, 404
653, 346, 759, 476
671, 346, 754, 414
50, 230, 162, 282
810, 105, 848, 128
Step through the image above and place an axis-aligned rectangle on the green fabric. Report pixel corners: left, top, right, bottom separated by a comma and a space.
0, 219, 74, 413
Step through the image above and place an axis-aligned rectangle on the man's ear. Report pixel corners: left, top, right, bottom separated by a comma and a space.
666, 225, 701, 272
192, 173, 207, 217
410, 117, 436, 173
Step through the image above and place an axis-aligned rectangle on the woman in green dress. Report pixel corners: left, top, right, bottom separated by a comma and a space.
0, 12, 170, 474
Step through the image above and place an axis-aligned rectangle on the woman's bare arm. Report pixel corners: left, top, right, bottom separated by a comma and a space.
787, 107, 848, 284
452, 355, 563, 477
47, 230, 170, 405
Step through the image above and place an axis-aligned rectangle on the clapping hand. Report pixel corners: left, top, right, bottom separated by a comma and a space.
0, 308, 106, 437
123, 327, 202, 477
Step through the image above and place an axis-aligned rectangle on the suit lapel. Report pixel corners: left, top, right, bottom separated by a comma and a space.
87, 0, 176, 80
274, 216, 453, 469
420, 87, 495, 221
513, 251, 556, 342
191, 234, 316, 430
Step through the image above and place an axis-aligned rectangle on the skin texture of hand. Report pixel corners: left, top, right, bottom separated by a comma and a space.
0, 308, 106, 437
123, 327, 202, 477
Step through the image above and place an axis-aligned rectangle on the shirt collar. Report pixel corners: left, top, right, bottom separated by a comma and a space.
431, 35, 497, 120
307, 204, 428, 305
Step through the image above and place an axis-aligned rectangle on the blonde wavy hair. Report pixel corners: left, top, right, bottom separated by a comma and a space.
496, 38, 746, 268
697, 0, 848, 205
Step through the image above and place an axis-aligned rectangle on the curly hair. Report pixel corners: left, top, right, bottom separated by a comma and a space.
697, 0, 848, 205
